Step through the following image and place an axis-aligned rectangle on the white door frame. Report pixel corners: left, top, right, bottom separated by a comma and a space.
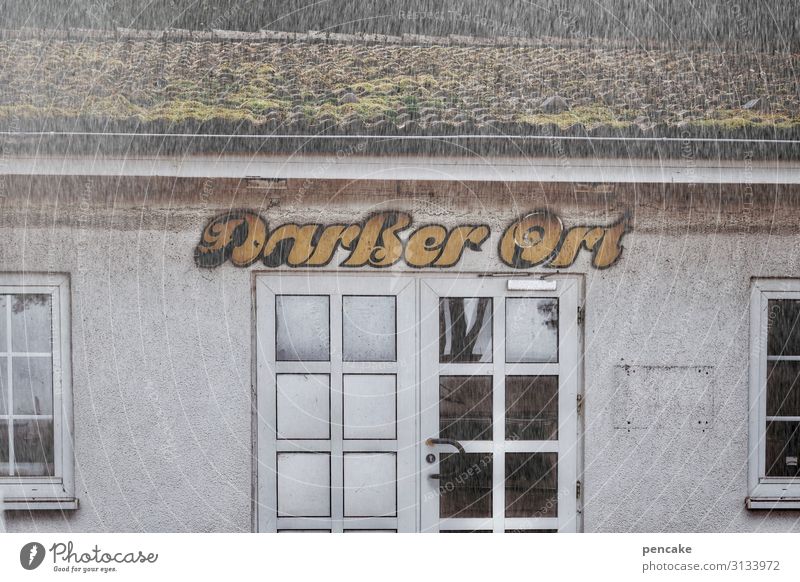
419, 276, 581, 532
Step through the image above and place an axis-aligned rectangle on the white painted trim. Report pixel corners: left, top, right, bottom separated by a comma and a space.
2, 497, 78, 511
748, 279, 800, 505
0, 273, 75, 510
747, 497, 800, 510
4, 154, 800, 184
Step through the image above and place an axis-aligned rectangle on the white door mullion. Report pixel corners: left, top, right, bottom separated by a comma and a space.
492, 294, 505, 533
556, 279, 579, 532
330, 293, 344, 533
419, 282, 440, 532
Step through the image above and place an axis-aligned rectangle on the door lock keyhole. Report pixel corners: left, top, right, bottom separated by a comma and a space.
425, 454, 436, 464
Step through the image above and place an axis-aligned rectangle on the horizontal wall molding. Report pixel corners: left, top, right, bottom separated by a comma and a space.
3, 155, 799, 185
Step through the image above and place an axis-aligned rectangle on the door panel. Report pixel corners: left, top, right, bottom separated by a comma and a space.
420, 277, 580, 532
257, 275, 416, 532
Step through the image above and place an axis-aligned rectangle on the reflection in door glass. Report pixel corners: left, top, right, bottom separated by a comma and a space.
343, 295, 396, 362
439, 298, 492, 363
275, 295, 330, 361
440, 376, 492, 440
505, 453, 558, 518
506, 298, 558, 363
439, 453, 492, 518
506, 376, 558, 440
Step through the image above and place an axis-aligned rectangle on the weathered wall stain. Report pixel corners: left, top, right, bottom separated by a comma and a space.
195, 209, 630, 269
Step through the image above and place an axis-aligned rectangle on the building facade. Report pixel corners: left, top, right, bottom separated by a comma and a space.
1, 30, 799, 532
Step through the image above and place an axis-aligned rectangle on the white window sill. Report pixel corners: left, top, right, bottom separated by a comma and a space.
746, 497, 800, 510
1, 498, 79, 511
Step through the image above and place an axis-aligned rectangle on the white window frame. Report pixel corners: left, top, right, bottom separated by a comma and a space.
748, 279, 800, 509
0, 273, 76, 511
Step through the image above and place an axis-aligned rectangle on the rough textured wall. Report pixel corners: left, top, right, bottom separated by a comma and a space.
1, 175, 799, 532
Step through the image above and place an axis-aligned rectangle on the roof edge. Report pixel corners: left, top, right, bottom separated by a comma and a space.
0, 26, 776, 52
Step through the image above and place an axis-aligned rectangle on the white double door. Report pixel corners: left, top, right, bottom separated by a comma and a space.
256, 274, 580, 533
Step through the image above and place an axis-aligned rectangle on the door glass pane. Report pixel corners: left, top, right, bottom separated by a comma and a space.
343, 374, 396, 440
767, 361, 800, 417
0, 358, 6, 416
439, 376, 492, 440
276, 295, 329, 361
277, 452, 331, 517
276, 374, 330, 439
11, 356, 53, 415
343, 296, 396, 362
13, 419, 54, 476
439, 452, 492, 518
9, 294, 52, 353
439, 298, 492, 363
0, 420, 8, 474
343, 453, 397, 517
765, 421, 800, 477
506, 298, 558, 363
505, 453, 558, 518
506, 376, 558, 440
0, 296, 6, 352
768, 299, 800, 355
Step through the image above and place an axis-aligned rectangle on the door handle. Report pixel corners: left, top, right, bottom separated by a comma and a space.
425, 438, 466, 480
425, 437, 466, 455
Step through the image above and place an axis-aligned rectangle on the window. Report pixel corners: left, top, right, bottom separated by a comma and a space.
0, 273, 75, 510
748, 279, 800, 508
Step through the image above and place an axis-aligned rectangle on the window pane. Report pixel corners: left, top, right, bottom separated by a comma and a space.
275, 295, 329, 361
277, 452, 331, 517
506, 298, 558, 363
0, 420, 8, 475
506, 376, 559, 440
765, 421, 800, 477
439, 452, 492, 518
13, 419, 54, 476
0, 358, 6, 416
343, 296, 396, 362
276, 374, 330, 439
439, 376, 492, 440
767, 361, 800, 417
439, 298, 492, 363
9, 294, 52, 353
343, 374, 396, 440
0, 296, 6, 352
343, 453, 397, 517
768, 299, 800, 355
12, 356, 53, 415
505, 453, 558, 518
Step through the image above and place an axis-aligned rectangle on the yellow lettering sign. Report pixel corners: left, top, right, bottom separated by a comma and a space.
195, 210, 628, 269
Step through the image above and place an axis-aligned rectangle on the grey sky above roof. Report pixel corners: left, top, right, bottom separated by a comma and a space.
0, 27, 797, 159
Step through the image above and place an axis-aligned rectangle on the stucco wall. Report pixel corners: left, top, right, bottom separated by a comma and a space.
1, 175, 799, 532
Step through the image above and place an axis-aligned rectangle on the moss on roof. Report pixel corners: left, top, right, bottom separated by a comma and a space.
0, 33, 798, 137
